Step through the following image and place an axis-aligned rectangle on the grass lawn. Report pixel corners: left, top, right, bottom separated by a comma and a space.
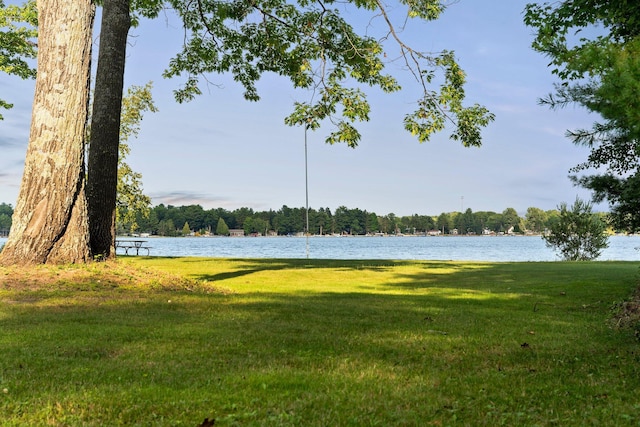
1, 257, 640, 426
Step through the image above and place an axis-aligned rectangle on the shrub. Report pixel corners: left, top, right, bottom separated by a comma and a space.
543, 198, 609, 260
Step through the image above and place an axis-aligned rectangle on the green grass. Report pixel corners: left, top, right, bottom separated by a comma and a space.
1, 258, 640, 426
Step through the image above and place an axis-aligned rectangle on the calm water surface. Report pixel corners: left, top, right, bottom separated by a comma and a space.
2, 235, 639, 261
131, 235, 639, 261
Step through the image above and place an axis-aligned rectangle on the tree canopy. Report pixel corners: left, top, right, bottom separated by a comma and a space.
524, 1, 640, 232
116, 83, 157, 233
0, 0, 36, 119
164, 0, 494, 147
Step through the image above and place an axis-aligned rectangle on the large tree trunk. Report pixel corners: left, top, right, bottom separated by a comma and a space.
0, 0, 94, 265
87, 0, 131, 259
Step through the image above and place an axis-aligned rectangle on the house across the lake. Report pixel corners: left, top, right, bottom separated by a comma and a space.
229, 229, 244, 237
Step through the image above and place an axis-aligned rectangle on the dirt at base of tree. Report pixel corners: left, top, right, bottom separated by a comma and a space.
0, 260, 229, 295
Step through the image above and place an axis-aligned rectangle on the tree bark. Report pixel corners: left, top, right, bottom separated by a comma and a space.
87, 0, 131, 259
0, 0, 94, 265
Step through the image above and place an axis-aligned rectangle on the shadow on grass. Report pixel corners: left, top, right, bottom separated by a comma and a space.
0, 288, 613, 375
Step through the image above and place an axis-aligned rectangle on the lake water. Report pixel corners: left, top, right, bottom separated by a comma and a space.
2, 235, 639, 261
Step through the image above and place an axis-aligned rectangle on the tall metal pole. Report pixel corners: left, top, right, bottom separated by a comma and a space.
305, 125, 310, 259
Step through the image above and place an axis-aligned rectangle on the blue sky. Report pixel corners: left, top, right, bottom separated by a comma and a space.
0, 0, 604, 216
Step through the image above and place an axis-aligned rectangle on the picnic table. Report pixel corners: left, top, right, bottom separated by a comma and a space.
115, 239, 151, 256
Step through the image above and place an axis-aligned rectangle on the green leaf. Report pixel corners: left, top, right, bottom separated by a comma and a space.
164, 0, 491, 147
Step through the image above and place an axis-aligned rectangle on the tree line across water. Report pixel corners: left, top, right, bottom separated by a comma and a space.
123, 204, 616, 236
0, 202, 611, 238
